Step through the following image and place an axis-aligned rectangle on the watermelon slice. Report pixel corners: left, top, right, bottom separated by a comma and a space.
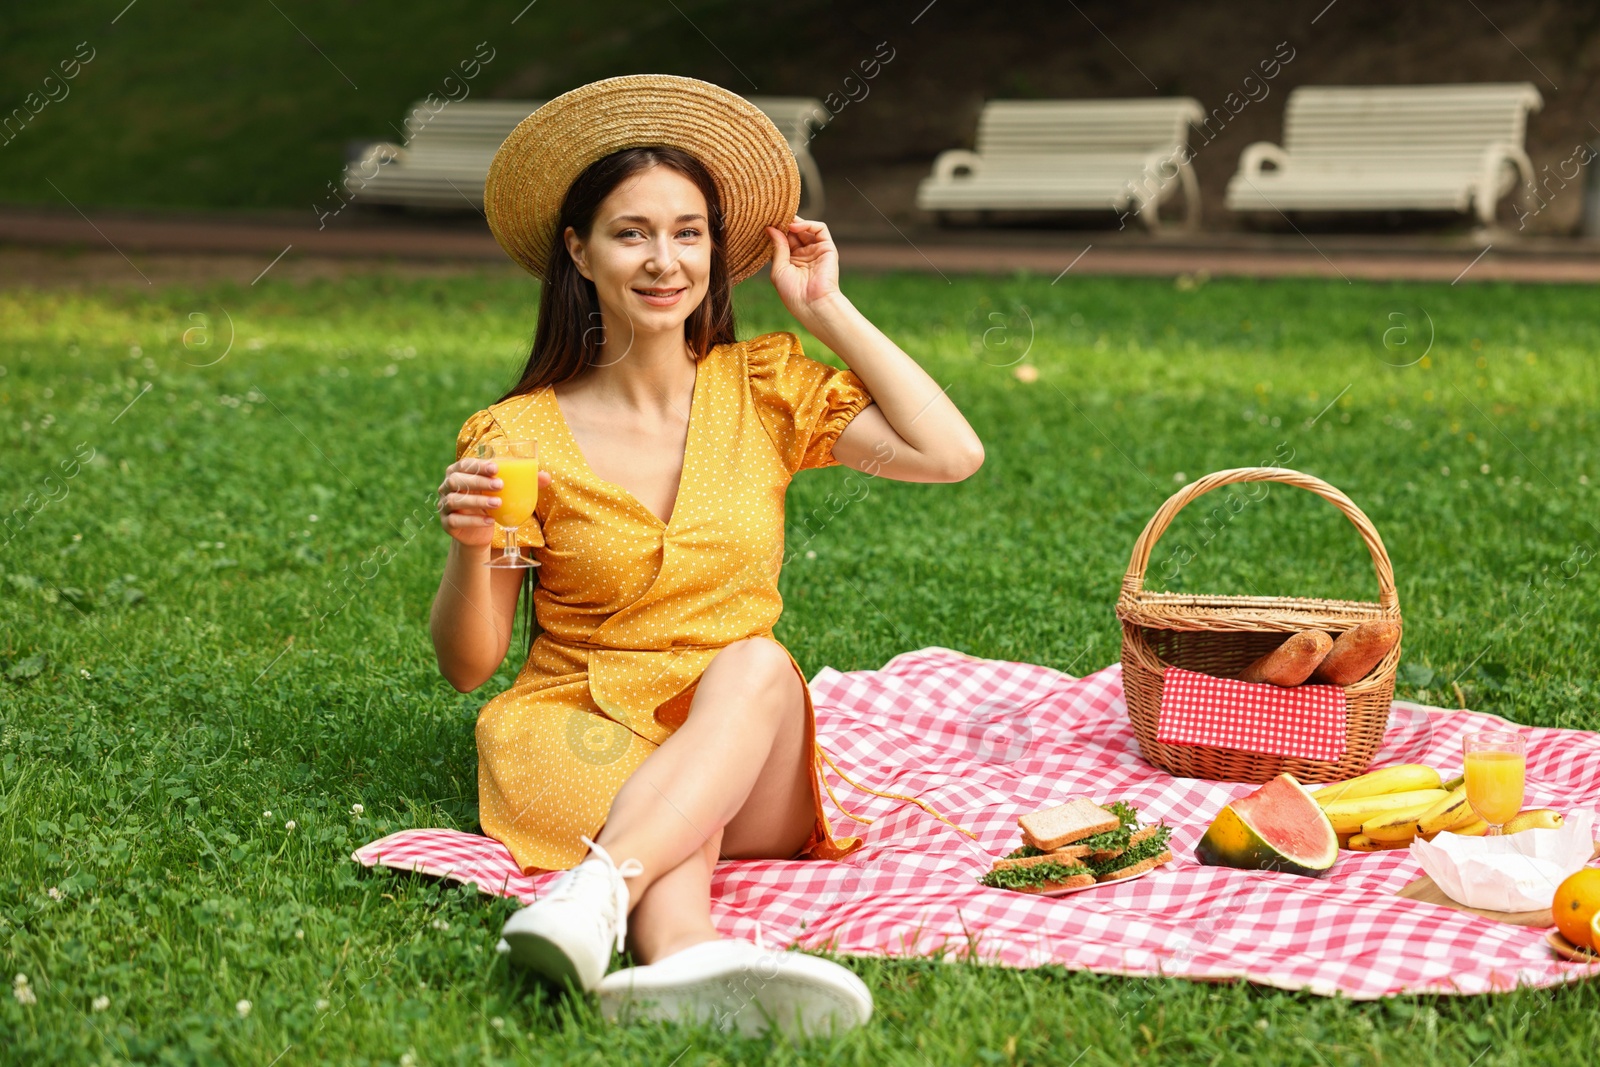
1195, 773, 1339, 878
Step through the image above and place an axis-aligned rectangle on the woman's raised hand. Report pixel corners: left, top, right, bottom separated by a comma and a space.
437, 457, 551, 548
766, 215, 842, 325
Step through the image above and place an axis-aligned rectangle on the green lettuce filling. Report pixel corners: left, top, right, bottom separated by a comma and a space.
1088, 823, 1173, 876
979, 859, 1093, 890
1075, 801, 1140, 852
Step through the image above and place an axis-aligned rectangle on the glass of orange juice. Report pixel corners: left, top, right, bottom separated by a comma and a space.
1463, 730, 1526, 836
476, 439, 539, 570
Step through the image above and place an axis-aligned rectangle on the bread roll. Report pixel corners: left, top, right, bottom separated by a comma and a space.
1309, 620, 1401, 686
1238, 630, 1333, 686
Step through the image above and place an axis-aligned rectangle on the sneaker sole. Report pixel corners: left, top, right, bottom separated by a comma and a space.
501, 929, 589, 993
599, 955, 871, 1038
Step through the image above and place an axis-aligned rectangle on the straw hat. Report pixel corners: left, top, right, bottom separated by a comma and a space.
484, 74, 801, 284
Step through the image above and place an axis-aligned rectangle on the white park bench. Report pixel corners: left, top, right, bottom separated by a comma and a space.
914, 98, 1206, 230
343, 101, 539, 212
1225, 83, 1543, 225
345, 96, 831, 216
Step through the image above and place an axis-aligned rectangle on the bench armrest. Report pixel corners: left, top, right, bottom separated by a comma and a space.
345, 142, 404, 188
1477, 141, 1537, 224
1237, 141, 1289, 177
931, 150, 982, 181
1480, 141, 1533, 194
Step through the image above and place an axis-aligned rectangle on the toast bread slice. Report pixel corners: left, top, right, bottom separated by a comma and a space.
1010, 871, 1096, 894
1017, 798, 1120, 851
1094, 849, 1173, 883
993, 844, 1092, 871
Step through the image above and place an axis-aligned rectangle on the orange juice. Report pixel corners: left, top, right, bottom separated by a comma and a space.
489, 456, 539, 527
1465, 750, 1526, 827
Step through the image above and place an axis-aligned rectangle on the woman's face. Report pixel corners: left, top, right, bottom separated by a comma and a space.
563, 164, 712, 342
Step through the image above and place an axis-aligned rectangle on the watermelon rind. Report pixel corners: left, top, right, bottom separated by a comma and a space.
1194, 773, 1338, 878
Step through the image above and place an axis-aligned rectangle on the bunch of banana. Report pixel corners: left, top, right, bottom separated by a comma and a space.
1313, 764, 1474, 850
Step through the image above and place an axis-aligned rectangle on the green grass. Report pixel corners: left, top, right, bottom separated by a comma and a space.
2, 268, 1598, 1064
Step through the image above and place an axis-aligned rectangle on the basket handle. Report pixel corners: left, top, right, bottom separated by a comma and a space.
1120, 466, 1399, 611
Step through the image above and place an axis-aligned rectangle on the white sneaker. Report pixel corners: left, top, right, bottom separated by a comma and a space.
497, 836, 643, 993
598, 934, 873, 1038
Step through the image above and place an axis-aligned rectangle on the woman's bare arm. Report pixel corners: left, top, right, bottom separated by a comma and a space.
766, 217, 984, 483
428, 457, 549, 691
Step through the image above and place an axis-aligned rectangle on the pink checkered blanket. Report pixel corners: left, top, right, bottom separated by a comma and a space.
353, 648, 1600, 998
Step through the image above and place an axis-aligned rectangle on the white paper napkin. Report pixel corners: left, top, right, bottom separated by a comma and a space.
1409, 809, 1597, 912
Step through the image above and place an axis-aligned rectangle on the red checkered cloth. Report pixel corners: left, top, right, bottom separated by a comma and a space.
1157, 665, 1348, 761
353, 648, 1600, 998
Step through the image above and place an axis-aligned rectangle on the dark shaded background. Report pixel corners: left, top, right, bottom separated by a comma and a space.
1, 1, 1596, 234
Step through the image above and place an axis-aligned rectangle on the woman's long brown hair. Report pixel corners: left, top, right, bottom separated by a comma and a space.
499, 145, 738, 657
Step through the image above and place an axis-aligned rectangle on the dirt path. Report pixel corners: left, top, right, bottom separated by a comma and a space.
2, 205, 1598, 287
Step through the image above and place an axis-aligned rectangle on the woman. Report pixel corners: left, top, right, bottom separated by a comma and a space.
429, 76, 982, 1036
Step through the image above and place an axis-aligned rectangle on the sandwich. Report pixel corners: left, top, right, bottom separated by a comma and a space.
982, 799, 1175, 893
1088, 822, 1174, 883
1002, 800, 1144, 864
979, 856, 1095, 894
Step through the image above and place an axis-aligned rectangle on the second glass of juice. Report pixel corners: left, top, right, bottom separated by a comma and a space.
1463, 730, 1526, 835
477, 439, 539, 569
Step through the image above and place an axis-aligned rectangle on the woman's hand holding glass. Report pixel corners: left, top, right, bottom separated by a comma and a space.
438, 449, 551, 563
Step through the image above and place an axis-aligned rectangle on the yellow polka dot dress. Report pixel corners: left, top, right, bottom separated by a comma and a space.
456, 332, 873, 873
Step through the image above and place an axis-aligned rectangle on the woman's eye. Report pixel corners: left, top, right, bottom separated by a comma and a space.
676, 228, 702, 240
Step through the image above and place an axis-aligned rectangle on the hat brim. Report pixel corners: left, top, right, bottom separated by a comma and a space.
484, 75, 801, 285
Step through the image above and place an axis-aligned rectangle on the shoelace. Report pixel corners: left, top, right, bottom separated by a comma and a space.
575, 835, 643, 953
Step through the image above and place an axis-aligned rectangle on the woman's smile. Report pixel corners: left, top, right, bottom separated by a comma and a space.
632, 285, 688, 307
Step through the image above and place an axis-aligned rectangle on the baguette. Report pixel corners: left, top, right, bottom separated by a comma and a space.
1018, 797, 1120, 851
1309, 621, 1401, 686
1238, 630, 1333, 686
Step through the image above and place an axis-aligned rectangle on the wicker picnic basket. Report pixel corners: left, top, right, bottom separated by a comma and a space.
1116, 467, 1402, 784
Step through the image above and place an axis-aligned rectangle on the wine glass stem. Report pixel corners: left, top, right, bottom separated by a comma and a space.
499, 522, 521, 565
1485, 825, 1501, 837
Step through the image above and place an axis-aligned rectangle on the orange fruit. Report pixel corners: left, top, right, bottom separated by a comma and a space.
1552, 869, 1600, 951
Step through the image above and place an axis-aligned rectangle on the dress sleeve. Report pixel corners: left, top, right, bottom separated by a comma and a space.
455, 408, 545, 549
744, 332, 875, 474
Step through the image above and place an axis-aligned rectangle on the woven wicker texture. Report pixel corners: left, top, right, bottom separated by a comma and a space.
483, 74, 800, 284
1116, 467, 1402, 783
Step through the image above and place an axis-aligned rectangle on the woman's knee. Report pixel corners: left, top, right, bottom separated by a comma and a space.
712, 637, 800, 697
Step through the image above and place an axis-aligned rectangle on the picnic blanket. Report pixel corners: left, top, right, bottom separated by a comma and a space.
353, 647, 1600, 998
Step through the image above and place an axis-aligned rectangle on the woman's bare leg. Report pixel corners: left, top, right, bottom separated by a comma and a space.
595, 636, 816, 955
625, 832, 721, 963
